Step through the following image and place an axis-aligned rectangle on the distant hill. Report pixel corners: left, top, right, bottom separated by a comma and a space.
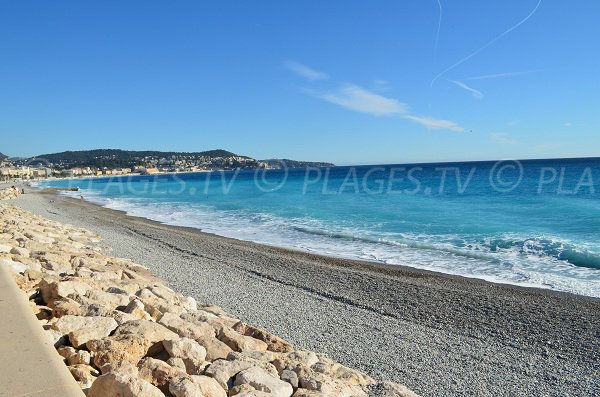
0, 152, 7, 161
26, 149, 334, 171
260, 159, 334, 168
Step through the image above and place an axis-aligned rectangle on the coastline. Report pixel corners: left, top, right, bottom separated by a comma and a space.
11, 188, 600, 396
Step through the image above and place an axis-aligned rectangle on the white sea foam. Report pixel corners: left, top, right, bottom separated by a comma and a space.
58, 190, 600, 298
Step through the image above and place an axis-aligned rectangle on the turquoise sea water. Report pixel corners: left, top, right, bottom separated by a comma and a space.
39, 158, 600, 297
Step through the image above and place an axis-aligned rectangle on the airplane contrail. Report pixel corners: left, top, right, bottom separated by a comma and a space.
449, 80, 483, 99
433, 0, 443, 60
430, 0, 543, 87
464, 70, 542, 81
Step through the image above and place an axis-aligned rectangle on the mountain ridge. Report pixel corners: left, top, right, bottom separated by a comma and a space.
21, 149, 334, 170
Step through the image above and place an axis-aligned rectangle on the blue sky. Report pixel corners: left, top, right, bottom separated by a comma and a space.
1, 1, 598, 164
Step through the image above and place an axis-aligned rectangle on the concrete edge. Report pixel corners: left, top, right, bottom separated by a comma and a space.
0, 265, 84, 397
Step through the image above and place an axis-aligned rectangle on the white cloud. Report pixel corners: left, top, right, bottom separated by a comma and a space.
403, 115, 465, 132
319, 84, 408, 116
318, 84, 463, 131
489, 132, 519, 145
284, 61, 329, 81
450, 80, 483, 99
287, 62, 464, 132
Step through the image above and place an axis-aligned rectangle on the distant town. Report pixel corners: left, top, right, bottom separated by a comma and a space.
0, 149, 334, 181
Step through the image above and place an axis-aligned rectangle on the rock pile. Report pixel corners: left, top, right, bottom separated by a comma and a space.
0, 204, 419, 397
0, 186, 21, 200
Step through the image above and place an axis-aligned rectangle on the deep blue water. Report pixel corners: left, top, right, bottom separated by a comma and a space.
39, 158, 600, 297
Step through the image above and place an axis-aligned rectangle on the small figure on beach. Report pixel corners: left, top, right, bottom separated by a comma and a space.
21, 188, 25, 194
80, 195, 84, 202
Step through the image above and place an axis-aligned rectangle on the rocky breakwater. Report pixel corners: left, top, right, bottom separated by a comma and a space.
0, 203, 419, 397
0, 186, 21, 200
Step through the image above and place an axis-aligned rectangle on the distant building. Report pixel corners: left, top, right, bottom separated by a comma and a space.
141, 168, 160, 175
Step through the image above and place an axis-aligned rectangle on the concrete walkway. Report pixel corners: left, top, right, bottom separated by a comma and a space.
0, 266, 83, 397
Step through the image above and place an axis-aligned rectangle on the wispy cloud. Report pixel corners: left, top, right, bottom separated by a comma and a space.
450, 80, 483, 99
403, 115, 464, 132
465, 70, 541, 81
317, 84, 463, 131
489, 132, 519, 145
564, 122, 572, 127
288, 62, 463, 132
319, 84, 407, 116
284, 61, 329, 81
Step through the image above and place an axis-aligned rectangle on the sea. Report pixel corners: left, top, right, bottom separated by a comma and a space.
37, 158, 600, 298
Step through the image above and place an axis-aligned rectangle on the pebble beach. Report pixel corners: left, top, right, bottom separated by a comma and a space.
3, 186, 599, 396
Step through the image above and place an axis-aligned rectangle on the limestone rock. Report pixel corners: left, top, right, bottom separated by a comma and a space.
236, 391, 273, 396
298, 372, 368, 397
87, 372, 164, 397
195, 334, 233, 361
58, 346, 92, 365
234, 366, 294, 397
163, 337, 207, 364
25, 231, 55, 244
190, 375, 227, 397
84, 289, 130, 310
99, 361, 140, 377
87, 319, 178, 367
0, 257, 27, 273
230, 383, 258, 395
281, 369, 299, 389
135, 287, 186, 319
124, 298, 152, 320
310, 359, 374, 386
10, 246, 30, 257
159, 312, 215, 339
112, 319, 178, 342
204, 355, 278, 390
68, 364, 98, 390
273, 351, 319, 377
138, 357, 186, 393
168, 376, 199, 397
50, 315, 118, 348
234, 322, 293, 353
52, 298, 84, 317
167, 357, 188, 371
218, 326, 268, 353
40, 279, 89, 306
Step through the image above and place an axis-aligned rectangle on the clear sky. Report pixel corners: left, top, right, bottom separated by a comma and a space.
1, 1, 599, 164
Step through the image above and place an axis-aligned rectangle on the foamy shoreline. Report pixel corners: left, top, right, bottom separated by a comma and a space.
34, 173, 600, 299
